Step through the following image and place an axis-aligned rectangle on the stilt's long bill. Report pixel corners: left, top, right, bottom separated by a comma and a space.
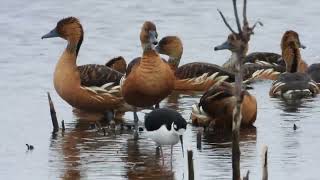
144, 108, 187, 168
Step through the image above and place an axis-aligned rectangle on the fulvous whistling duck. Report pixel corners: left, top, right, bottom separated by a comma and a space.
121, 21, 175, 122
246, 31, 310, 82
269, 30, 319, 99
155, 36, 232, 91
215, 34, 283, 81
42, 17, 130, 113
105, 56, 127, 74
191, 82, 257, 130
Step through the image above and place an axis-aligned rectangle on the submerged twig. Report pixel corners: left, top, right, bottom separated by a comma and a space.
47, 92, 59, 132
262, 145, 268, 180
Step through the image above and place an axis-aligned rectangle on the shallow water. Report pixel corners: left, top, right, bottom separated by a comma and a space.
1, 0, 320, 179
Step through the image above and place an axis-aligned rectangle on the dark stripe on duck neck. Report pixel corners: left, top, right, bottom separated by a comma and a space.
289, 42, 298, 73
76, 34, 83, 56
66, 30, 83, 57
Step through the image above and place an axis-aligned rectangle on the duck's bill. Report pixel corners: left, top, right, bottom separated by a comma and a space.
42, 28, 59, 39
149, 30, 158, 46
214, 41, 231, 51
300, 43, 306, 49
180, 135, 184, 158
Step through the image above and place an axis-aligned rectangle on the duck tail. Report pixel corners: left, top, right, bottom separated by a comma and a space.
244, 68, 280, 84
174, 72, 228, 91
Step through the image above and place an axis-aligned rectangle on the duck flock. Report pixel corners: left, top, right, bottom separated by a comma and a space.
41, 0, 320, 174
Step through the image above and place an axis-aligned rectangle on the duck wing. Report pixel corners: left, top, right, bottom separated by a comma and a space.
78, 64, 123, 87
175, 62, 235, 82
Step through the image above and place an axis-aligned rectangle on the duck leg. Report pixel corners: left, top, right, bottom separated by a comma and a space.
104, 110, 114, 124
160, 146, 164, 166
170, 145, 173, 171
133, 108, 139, 140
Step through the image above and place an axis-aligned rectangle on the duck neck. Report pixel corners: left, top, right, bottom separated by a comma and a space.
167, 55, 181, 72
283, 43, 300, 73
140, 49, 160, 67
66, 35, 83, 57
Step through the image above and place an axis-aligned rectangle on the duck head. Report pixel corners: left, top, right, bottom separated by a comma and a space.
140, 21, 158, 51
42, 17, 84, 55
281, 30, 305, 51
281, 30, 305, 73
155, 36, 183, 69
214, 33, 249, 55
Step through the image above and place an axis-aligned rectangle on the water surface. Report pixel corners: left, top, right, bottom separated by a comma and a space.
1, 0, 320, 179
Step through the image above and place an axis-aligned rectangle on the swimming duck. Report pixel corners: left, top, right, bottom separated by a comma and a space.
121, 21, 175, 120
191, 81, 257, 130
42, 17, 129, 112
269, 30, 319, 98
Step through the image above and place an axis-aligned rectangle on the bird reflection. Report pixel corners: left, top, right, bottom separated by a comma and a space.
202, 127, 257, 148
125, 137, 175, 180
274, 98, 314, 113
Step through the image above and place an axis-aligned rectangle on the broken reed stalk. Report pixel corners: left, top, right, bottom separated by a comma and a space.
217, 0, 262, 179
187, 149, 194, 180
262, 145, 268, 180
47, 92, 59, 132
243, 170, 249, 180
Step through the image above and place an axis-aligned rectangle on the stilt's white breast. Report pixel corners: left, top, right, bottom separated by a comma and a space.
146, 125, 179, 145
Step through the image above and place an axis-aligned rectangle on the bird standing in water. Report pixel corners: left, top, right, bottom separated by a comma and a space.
144, 108, 187, 170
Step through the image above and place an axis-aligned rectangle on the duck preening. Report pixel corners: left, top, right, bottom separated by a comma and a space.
191, 82, 257, 130
269, 30, 319, 98
144, 108, 186, 169
42, 17, 132, 113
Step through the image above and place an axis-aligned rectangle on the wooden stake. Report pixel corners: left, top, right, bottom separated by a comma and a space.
187, 150, 194, 180
61, 120, 65, 131
196, 131, 202, 150
47, 92, 59, 132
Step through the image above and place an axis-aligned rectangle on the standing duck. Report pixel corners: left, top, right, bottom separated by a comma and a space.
42, 17, 129, 112
155, 36, 232, 91
215, 33, 283, 81
269, 30, 319, 98
121, 21, 175, 121
191, 82, 257, 130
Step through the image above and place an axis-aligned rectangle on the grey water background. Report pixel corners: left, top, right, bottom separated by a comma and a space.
1, 0, 320, 179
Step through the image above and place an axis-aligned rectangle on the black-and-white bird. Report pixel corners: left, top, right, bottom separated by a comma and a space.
144, 108, 187, 169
